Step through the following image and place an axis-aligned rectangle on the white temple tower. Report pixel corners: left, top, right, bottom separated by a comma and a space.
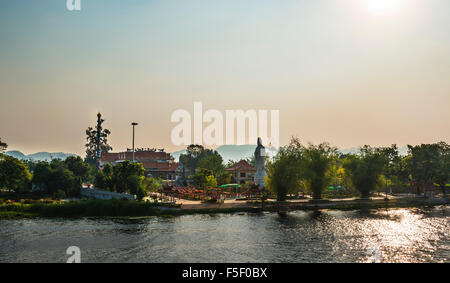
254, 137, 266, 188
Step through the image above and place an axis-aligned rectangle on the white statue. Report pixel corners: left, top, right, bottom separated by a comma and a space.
254, 137, 266, 188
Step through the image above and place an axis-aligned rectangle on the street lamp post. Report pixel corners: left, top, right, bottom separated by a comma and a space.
131, 122, 138, 162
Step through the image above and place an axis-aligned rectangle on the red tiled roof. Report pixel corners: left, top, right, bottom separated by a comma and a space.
100, 151, 171, 163
141, 161, 179, 172
100, 151, 178, 172
226, 160, 255, 172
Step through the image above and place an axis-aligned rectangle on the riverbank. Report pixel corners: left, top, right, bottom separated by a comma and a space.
0, 196, 448, 220
0, 199, 181, 219
271, 196, 447, 209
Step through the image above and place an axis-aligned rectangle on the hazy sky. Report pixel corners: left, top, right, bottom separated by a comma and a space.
1, 0, 449, 156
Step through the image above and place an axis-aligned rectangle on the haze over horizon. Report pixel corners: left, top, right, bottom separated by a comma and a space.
1, 0, 449, 156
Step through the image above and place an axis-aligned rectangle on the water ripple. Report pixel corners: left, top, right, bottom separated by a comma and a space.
0, 207, 448, 263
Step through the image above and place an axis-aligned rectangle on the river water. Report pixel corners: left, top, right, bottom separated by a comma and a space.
0, 207, 448, 263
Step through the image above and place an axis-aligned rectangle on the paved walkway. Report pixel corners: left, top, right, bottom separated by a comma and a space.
145, 193, 424, 210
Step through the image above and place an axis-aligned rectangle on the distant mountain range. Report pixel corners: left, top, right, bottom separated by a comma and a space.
339, 146, 409, 156
5, 151, 77, 162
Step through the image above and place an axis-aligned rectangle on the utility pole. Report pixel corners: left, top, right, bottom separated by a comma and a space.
96, 113, 102, 171
131, 122, 138, 162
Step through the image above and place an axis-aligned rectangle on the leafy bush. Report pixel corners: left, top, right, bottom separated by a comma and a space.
53, 190, 67, 200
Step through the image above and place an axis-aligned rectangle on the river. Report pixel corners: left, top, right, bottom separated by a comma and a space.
0, 207, 448, 263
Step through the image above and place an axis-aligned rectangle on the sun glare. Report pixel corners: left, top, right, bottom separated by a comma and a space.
364, 0, 407, 16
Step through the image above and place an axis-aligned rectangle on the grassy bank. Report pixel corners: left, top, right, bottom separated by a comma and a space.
0, 198, 447, 220
0, 200, 259, 219
0, 199, 181, 219
0, 211, 36, 220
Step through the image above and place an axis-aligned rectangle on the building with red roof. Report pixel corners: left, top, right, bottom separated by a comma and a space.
225, 160, 256, 184
100, 149, 183, 181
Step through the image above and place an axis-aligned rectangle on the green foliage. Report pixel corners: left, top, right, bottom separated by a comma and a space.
197, 154, 231, 185
301, 142, 338, 200
198, 154, 224, 176
85, 113, 112, 165
95, 163, 113, 191
343, 146, 385, 198
0, 155, 31, 193
31, 159, 88, 197
127, 174, 143, 196
406, 142, 449, 195
216, 171, 232, 186
136, 187, 148, 201
53, 189, 67, 200
47, 166, 78, 196
103, 163, 113, 176
111, 161, 145, 194
142, 177, 162, 193
377, 145, 408, 192
266, 138, 303, 201
192, 168, 217, 189
96, 162, 160, 199
94, 171, 110, 191
31, 162, 52, 190
0, 199, 179, 218
64, 156, 90, 186
435, 142, 450, 195
179, 145, 221, 176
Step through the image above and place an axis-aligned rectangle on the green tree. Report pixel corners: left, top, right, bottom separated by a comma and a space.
378, 145, 405, 194
216, 171, 232, 185
198, 154, 224, 176
53, 189, 67, 200
192, 168, 217, 189
179, 145, 220, 176
47, 166, 78, 196
127, 174, 147, 200
95, 171, 107, 190
31, 161, 52, 191
31, 159, 86, 197
197, 154, 231, 185
85, 113, 112, 165
266, 138, 303, 201
64, 156, 90, 187
142, 177, 162, 193
0, 155, 31, 193
111, 161, 145, 194
406, 142, 449, 195
406, 143, 438, 194
103, 163, 113, 176
94, 163, 114, 191
343, 146, 385, 198
435, 142, 450, 196
301, 142, 338, 200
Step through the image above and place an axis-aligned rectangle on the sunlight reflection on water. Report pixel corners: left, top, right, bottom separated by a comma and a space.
0, 207, 448, 263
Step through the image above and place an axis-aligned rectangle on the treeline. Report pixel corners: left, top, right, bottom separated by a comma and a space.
1, 134, 448, 202
267, 138, 449, 201
0, 157, 162, 200
0, 141, 161, 201
0, 155, 91, 199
